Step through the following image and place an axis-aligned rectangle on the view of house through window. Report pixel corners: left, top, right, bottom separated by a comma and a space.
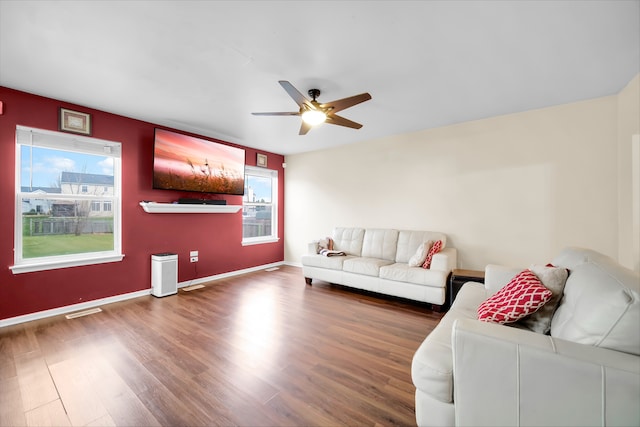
13, 126, 123, 273
242, 166, 278, 245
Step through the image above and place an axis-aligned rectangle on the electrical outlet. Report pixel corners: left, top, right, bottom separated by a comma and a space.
190, 250, 198, 257
190, 256, 198, 263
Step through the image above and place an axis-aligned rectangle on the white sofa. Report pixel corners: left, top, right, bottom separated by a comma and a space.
412, 247, 640, 427
301, 227, 457, 308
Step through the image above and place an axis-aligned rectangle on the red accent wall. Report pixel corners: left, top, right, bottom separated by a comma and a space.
0, 87, 285, 321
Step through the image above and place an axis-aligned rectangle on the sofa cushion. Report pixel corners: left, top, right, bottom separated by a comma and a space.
361, 229, 399, 261
395, 230, 447, 263
550, 246, 591, 270
408, 241, 432, 267
379, 263, 448, 288
516, 264, 568, 334
300, 253, 356, 270
551, 251, 640, 356
411, 282, 487, 403
332, 227, 365, 256
477, 270, 552, 325
343, 257, 394, 277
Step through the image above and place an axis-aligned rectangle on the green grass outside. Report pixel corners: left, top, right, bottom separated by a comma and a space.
22, 233, 114, 258
22, 215, 113, 235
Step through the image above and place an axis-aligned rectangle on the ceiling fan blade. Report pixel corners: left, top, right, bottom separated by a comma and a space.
279, 80, 314, 109
321, 93, 371, 114
251, 112, 300, 116
325, 114, 363, 129
299, 120, 313, 135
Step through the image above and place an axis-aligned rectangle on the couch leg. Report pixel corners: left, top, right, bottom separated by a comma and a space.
305, 277, 312, 285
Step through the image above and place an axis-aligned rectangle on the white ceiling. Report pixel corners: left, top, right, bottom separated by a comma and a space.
1, 1, 638, 155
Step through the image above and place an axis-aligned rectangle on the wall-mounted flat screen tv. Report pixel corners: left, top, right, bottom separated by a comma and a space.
153, 128, 245, 195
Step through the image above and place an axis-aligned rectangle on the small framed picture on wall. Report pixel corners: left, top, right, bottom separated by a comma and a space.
59, 108, 92, 135
257, 153, 267, 168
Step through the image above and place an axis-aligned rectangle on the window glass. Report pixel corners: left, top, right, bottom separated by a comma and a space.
12, 126, 123, 274
242, 166, 278, 245
243, 175, 272, 203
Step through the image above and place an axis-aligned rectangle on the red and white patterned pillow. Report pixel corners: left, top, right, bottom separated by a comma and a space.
422, 239, 443, 269
477, 269, 552, 324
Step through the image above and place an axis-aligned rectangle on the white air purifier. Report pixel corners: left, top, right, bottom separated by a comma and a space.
151, 253, 178, 297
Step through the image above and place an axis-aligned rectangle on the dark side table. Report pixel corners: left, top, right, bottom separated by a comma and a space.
449, 269, 485, 306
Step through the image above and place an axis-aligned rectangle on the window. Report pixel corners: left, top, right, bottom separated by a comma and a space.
11, 126, 123, 274
242, 166, 278, 245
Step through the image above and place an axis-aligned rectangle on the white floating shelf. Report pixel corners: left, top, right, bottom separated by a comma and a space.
139, 202, 242, 214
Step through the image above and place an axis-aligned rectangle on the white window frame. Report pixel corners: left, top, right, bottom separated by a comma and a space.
11, 126, 124, 274
242, 166, 279, 246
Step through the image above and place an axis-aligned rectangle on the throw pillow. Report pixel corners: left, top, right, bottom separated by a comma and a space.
408, 241, 433, 267
422, 240, 443, 269
477, 269, 553, 324
516, 264, 569, 334
317, 237, 334, 253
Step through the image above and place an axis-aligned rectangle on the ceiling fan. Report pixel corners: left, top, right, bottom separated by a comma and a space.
252, 80, 372, 135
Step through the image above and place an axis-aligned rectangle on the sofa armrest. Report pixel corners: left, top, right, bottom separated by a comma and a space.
307, 241, 320, 254
484, 264, 521, 295
430, 247, 457, 272
451, 318, 640, 427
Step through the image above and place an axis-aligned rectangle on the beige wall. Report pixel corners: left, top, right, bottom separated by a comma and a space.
617, 74, 640, 271
285, 86, 628, 270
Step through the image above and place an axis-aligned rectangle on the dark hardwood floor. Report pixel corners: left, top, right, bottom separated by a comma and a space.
0, 265, 443, 427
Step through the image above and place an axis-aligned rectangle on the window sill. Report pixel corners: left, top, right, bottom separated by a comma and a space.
242, 237, 280, 246
10, 254, 125, 274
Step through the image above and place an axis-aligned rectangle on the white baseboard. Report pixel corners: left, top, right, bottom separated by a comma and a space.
1, 261, 288, 328
283, 260, 302, 268
0, 289, 151, 328
177, 261, 286, 288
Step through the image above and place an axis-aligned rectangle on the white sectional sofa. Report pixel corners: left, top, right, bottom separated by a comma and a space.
301, 227, 457, 308
412, 247, 640, 427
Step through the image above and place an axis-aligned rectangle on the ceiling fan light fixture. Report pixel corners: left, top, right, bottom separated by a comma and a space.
301, 109, 327, 126
252, 81, 371, 135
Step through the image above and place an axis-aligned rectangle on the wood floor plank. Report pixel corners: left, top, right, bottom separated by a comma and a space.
50, 344, 162, 427
264, 390, 342, 427
136, 383, 209, 427
192, 369, 284, 427
0, 335, 17, 380
142, 354, 237, 426
93, 336, 160, 396
0, 376, 27, 427
265, 363, 381, 426
48, 357, 110, 426
84, 414, 116, 427
0, 266, 441, 426
194, 359, 280, 405
85, 355, 162, 427
32, 321, 98, 367
7, 326, 39, 357
24, 399, 70, 427
14, 351, 59, 412
311, 362, 416, 425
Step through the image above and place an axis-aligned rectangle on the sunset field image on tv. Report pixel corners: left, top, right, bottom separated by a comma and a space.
152, 128, 245, 195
